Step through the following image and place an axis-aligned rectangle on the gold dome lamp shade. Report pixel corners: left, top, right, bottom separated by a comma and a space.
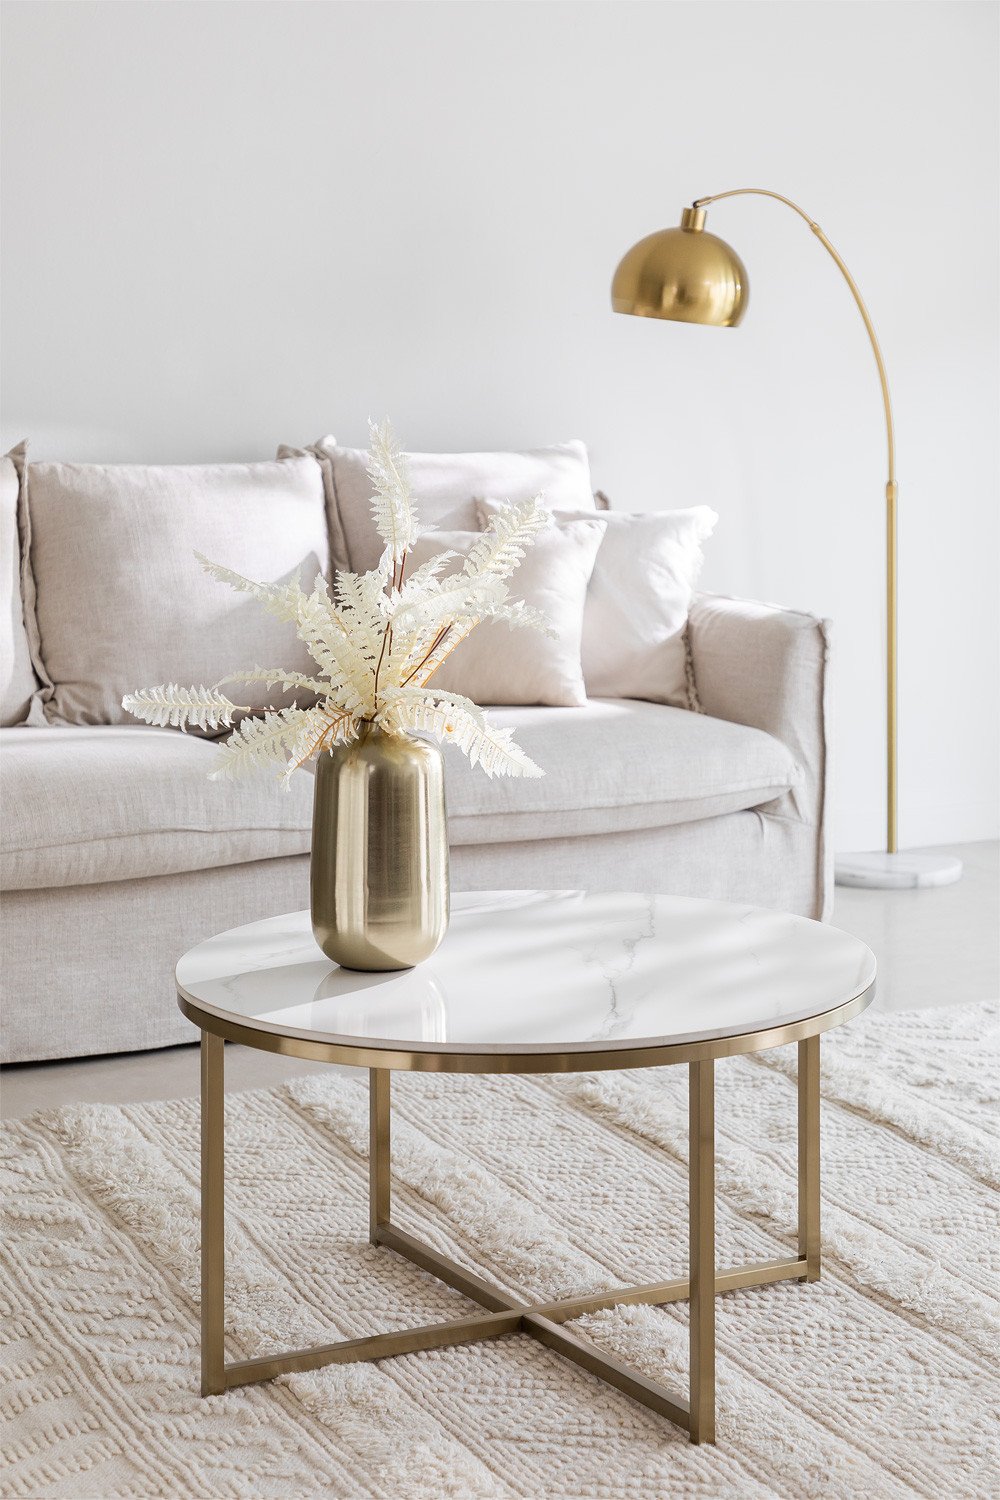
611, 206, 748, 326
610, 188, 962, 889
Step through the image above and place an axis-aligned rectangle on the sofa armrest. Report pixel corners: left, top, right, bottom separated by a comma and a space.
688, 591, 833, 915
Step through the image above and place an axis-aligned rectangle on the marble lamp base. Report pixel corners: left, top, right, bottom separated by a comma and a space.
835, 851, 964, 889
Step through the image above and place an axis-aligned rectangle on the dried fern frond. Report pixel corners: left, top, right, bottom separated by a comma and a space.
461, 497, 549, 583
122, 684, 249, 732
217, 667, 332, 696
380, 683, 486, 727
390, 571, 506, 640
334, 566, 390, 618
394, 549, 459, 602
478, 599, 555, 636
194, 553, 308, 624
283, 708, 361, 782
293, 577, 378, 717
366, 418, 419, 564
333, 569, 391, 665
382, 696, 543, 778
209, 705, 318, 782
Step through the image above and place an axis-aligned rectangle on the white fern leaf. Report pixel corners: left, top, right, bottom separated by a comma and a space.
366, 418, 419, 563
218, 667, 332, 696
334, 566, 391, 618
333, 569, 391, 665
209, 706, 317, 781
194, 552, 307, 624
282, 708, 361, 784
381, 697, 543, 778
293, 578, 377, 716
395, 549, 459, 602
478, 599, 555, 636
391, 571, 506, 638
461, 497, 549, 583
122, 684, 249, 732
380, 683, 486, 727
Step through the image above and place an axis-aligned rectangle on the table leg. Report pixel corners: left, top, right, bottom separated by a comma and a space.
798, 1035, 821, 1281
201, 1031, 225, 1396
689, 1058, 716, 1444
369, 1069, 391, 1242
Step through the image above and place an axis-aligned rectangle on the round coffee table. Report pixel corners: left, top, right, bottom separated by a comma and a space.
177, 890, 876, 1444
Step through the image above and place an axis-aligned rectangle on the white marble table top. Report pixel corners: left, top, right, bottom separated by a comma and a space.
176, 891, 876, 1067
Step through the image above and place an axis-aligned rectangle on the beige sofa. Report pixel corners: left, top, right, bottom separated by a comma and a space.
0, 444, 831, 1063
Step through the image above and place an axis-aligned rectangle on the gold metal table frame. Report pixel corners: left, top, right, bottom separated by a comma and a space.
184, 988, 872, 1446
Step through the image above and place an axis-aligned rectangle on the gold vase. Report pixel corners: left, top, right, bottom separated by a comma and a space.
310, 723, 449, 971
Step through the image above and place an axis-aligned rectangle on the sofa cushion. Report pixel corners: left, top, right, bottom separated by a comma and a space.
0, 725, 314, 891
405, 514, 606, 706
1, 702, 800, 892
1, 445, 39, 726
313, 437, 595, 575
442, 699, 802, 845
25, 455, 329, 726
480, 500, 718, 711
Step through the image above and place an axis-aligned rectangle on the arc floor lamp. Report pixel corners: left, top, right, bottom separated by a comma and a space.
612, 188, 961, 889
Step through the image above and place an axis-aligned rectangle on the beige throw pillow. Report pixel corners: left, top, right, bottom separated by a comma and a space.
479, 500, 717, 709
299, 437, 596, 576
26, 456, 330, 725
405, 513, 606, 707
1, 444, 39, 726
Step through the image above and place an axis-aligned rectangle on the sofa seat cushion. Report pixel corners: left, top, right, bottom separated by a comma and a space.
443, 699, 802, 845
1, 725, 313, 892
1, 701, 800, 893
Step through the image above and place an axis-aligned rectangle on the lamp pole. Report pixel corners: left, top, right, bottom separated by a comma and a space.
693, 189, 898, 855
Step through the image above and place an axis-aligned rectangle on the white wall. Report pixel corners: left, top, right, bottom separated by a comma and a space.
2, 0, 997, 851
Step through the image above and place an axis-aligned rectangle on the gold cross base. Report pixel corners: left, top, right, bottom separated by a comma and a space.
200, 1041, 822, 1446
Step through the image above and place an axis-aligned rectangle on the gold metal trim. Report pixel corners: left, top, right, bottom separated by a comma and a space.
177, 982, 873, 1075
197, 1020, 841, 1442
689, 1058, 715, 1443
798, 1035, 821, 1280
200, 1032, 225, 1397
369, 1067, 390, 1239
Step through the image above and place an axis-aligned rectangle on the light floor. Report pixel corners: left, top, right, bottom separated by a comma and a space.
2, 840, 996, 1121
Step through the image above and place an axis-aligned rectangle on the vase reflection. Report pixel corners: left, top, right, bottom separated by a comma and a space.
311, 966, 449, 1042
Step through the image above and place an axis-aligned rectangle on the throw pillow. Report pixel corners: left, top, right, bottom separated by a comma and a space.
1, 443, 39, 726
404, 513, 607, 707
277, 439, 350, 577
294, 437, 596, 576
479, 500, 717, 709
25, 455, 330, 725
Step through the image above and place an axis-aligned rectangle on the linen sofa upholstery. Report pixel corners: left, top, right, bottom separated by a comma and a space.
1, 725, 315, 891
688, 591, 833, 911
1, 703, 800, 893
442, 702, 800, 844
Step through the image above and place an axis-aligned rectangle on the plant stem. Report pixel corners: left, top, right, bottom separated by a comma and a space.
401, 623, 452, 687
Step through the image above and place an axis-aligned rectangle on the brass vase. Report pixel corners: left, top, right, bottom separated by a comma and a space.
310, 723, 449, 971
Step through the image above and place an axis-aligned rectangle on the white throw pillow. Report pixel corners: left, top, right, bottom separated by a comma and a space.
26, 456, 330, 725
405, 513, 606, 707
300, 437, 595, 576
479, 500, 717, 709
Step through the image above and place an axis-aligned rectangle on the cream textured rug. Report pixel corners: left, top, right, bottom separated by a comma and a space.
3, 1003, 998, 1499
